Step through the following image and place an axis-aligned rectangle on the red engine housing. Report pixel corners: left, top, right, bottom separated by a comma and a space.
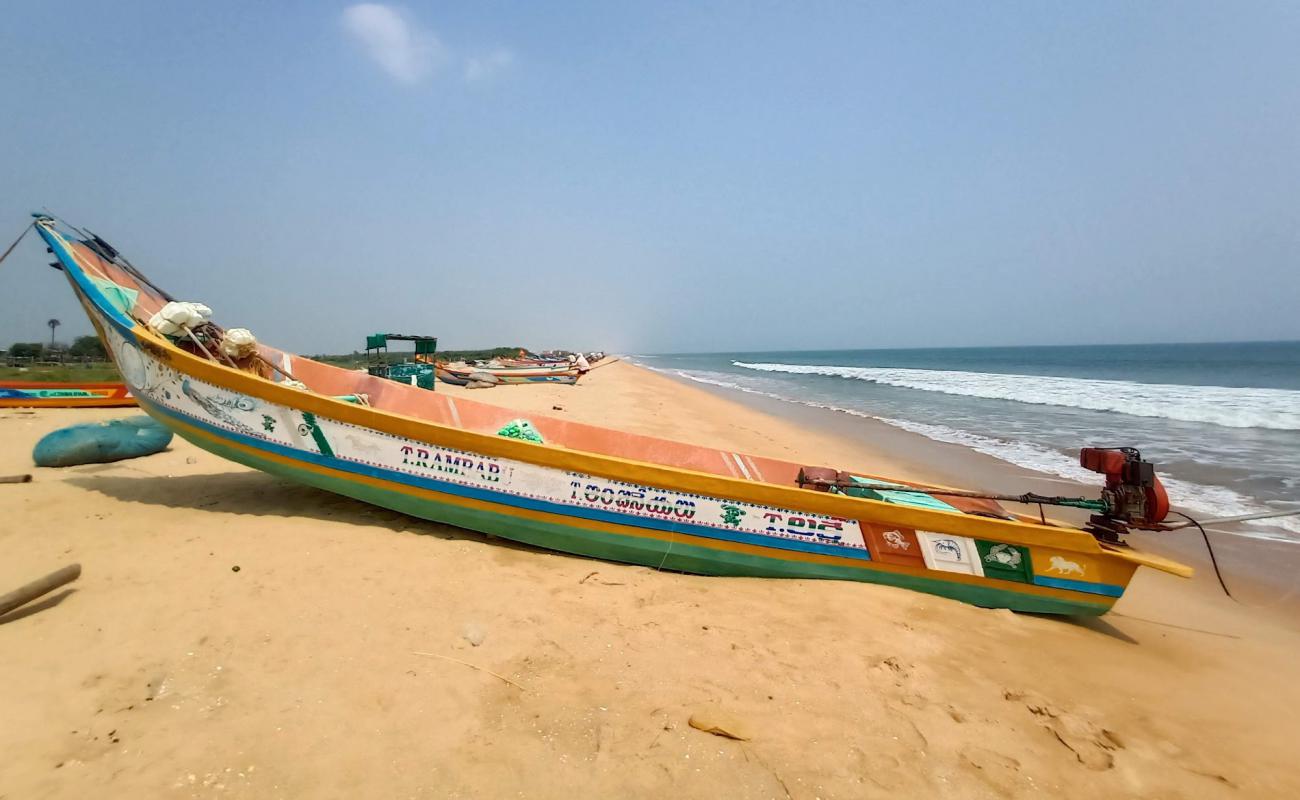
1080, 447, 1169, 526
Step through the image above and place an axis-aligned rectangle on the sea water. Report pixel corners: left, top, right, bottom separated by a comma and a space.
631, 342, 1300, 542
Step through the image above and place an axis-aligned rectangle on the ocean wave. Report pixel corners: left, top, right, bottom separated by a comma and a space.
731, 362, 1300, 431
664, 368, 1300, 540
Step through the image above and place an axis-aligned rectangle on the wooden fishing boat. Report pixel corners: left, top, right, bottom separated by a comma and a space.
496, 357, 571, 368
439, 365, 581, 385
472, 363, 581, 378
434, 367, 470, 386
34, 215, 1192, 616
0, 380, 136, 408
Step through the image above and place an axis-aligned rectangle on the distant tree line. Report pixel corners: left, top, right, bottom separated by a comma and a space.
6, 338, 544, 368
3, 335, 107, 363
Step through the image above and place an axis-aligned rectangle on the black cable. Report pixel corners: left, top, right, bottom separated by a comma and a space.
1167, 510, 1234, 601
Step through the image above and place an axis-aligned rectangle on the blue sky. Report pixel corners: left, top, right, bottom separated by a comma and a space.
2, 1, 1297, 354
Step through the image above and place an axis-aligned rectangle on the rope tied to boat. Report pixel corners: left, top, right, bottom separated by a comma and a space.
0, 222, 34, 270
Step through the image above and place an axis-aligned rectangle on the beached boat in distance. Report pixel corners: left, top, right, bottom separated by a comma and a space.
494, 353, 580, 369
0, 380, 136, 408
34, 214, 1193, 615
465, 362, 581, 378
437, 365, 581, 385
433, 367, 472, 387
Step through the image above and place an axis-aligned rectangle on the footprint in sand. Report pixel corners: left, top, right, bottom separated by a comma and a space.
870, 655, 912, 686
849, 746, 914, 792
1004, 690, 1123, 771
959, 746, 1025, 796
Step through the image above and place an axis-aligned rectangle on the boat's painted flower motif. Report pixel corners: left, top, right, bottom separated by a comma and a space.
721, 504, 745, 526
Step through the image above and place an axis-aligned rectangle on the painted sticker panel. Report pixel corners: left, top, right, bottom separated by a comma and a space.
1033, 549, 1092, 580
1029, 548, 1124, 596
917, 531, 985, 577
975, 540, 1032, 583
863, 524, 924, 567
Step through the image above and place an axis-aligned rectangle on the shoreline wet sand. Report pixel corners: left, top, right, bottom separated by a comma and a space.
2, 360, 1298, 798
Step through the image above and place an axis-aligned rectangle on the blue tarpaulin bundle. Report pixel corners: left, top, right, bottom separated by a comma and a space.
33, 416, 173, 467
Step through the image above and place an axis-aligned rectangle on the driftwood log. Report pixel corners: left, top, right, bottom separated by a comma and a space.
0, 474, 33, 484
0, 564, 81, 618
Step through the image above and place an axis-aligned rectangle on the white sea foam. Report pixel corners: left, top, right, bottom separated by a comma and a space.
664, 368, 1300, 540
732, 362, 1300, 431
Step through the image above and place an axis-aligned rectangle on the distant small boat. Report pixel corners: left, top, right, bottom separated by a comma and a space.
466, 362, 580, 378
434, 367, 470, 386
495, 357, 571, 368
0, 381, 136, 408
438, 365, 580, 385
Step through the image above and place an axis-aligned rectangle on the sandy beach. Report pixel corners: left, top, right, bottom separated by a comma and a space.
3, 360, 1299, 799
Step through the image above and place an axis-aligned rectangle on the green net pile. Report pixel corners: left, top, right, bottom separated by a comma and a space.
497, 419, 544, 444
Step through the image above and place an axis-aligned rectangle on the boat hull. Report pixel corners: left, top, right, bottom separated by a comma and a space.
439, 367, 580, 385
434, 368, 470, 386
40, 218, 1161, 616
478, 365, 579, 377
160, 404, 1110, 615
0, 381, 136, 408
99, 317, 1122, 616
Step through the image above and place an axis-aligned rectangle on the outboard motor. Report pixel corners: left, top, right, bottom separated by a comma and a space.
1080, 447, 1170, 538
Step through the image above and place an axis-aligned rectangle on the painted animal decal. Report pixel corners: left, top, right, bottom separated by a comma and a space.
882, 530, 911, 550
182, 378, 255, 434
344, 433, 381, 454
984, 543, 1022, 568
1048, 556, 1085, 576
933, 538, 963, 560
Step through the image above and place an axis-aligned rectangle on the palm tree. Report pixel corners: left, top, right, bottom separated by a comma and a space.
47, 318, 61, 348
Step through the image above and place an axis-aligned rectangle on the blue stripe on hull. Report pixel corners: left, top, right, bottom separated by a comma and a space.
1033, 575, 1123, 598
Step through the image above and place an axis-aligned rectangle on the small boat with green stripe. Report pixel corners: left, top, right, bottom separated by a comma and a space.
0, 380, 135, 408
30, 213, 1198, 616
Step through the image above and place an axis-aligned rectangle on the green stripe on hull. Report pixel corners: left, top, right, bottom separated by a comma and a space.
176, 427, 1111, 617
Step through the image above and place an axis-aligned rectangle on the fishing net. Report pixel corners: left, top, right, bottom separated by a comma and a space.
32, 416, 173, 467
496, 419, 544, 444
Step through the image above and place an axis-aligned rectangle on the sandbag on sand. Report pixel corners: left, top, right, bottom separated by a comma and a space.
33, 416, 173, 467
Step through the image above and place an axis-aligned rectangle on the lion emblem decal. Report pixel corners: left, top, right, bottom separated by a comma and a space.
1047, 556, 1085, 576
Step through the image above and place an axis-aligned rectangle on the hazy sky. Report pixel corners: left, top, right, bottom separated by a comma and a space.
2, 1, 1297, 355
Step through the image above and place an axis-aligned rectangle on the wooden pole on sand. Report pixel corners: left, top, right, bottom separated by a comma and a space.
0, 564, 81, 618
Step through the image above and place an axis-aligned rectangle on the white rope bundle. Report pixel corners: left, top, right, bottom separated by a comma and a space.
147, 301, 212, 337
219, 328, 258, 359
